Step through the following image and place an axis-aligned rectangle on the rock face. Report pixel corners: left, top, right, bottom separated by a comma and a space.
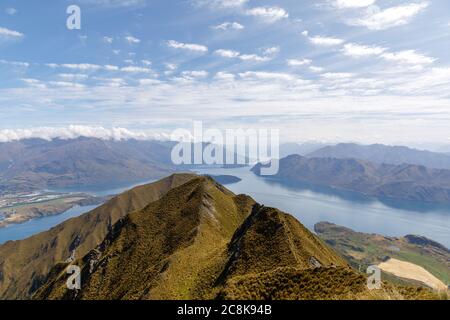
252, 155, 450, 203
0, 173, 196, 299
32, 177, 438, 300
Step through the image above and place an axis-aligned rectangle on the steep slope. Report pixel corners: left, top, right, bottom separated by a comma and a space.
33, 177, 436, 300
0, 137, 177, 194
0, 173, 196, 299
252, 155, 450, 203
34, 176, 257, 300
308, 143, 450, 170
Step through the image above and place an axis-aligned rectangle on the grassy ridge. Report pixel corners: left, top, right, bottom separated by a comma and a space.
34, 177, 443, 300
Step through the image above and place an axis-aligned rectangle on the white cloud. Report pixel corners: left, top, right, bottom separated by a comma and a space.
0, 125, 156, 143
215, 49, 273, 62
239, 54, 271, 62
167, 40, 208, 53
287, 59, 312, 66
104, 65, 120, 71
321, 72, 355, 79
121, 66, 153, 73
58, 63, 103, 71
165, 63, 178, 70
309, 35, 344, 46
139, 79, 161, 86
46, 63, 123, 72
263, 46, 280, 56
5, 8, 18, 15
217, 0, 248, 7
103, 36, 114, 44
58, 74, 89, 81
246, 7, 289, 23
194, 0, 249, 9
215, 49, 241, 58
309, 66, 325, 73
141, 60, 152, 66
212, 22, 244, 30
125, 36, 141, 44
80, 0, 147, 8
21, 78, 46, 89
349, 2, 429, 30
0, 27, 24, 38
239, 71, 295, 81
0, 59, 29, 68
381, 50, 436, 65
5, 66, 450, 145
49, 81, 85, 89
333, 0, 376, 9
214, 72, 235, 81
181, 70, 209, 79
342, 43, 386, 57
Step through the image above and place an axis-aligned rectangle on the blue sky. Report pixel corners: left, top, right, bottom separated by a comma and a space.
1, 0, 450, 146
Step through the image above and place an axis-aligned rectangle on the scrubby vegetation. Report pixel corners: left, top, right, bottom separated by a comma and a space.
33, 176, 444, 300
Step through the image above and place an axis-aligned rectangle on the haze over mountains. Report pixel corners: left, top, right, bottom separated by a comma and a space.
0, 137, 177, 194
307, 143, 450, 170
253, 155, 450, 203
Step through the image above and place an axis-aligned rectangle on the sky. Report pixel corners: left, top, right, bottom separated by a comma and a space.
1, 0, 450, 146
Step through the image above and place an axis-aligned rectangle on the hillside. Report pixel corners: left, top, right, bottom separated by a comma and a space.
252, 155, 450, 203
315, 222, 450, 290
0, 173, 196, 299
33, 177, 438, 300
308, 143, 450, 170
0, 138, 177, 194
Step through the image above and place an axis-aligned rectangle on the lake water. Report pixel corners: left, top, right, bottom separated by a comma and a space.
197, 167, 450, 248
0, 205, 99, 244
0, 179, 158, 245
1, 168, 449, 248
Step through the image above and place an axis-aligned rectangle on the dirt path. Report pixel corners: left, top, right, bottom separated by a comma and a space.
378, 258, 447, 291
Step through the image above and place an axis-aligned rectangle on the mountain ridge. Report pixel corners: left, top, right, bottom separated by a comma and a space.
252, 154, 450, 203
0, 173, 197, 299
0, 137, 177, 194
32, 176, 439, 300
307, 143, 450, 170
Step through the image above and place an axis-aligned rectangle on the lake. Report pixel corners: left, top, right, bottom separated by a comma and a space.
197, 167, 450, 248
0, 179, 156, 245
1, 168, 449, 248
0, 205, 99, 244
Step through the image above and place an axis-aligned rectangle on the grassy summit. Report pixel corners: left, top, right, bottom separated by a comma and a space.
33, 175, 441, 300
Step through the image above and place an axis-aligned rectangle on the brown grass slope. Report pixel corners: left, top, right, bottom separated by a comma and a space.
0, 173, 196, 299
34, 176, 256, 299
33, 177, 440, 300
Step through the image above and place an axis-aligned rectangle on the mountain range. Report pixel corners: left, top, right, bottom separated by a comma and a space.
252, 155, 450, 203
0, 174, 440, 300
0, 137, 177, 194
307, 143, 450, 170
